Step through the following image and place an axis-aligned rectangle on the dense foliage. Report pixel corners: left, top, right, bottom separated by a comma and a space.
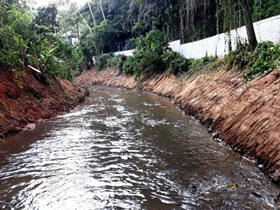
79, 20, 116, 67
75, 0, 280, 55
225, 41, 280, 81
69, 0, 279, 78
97, 30, 190, 78
0, 0, 279, 81
0, 0, 85, 79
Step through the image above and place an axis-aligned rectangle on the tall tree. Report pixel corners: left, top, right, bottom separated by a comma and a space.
179, 0, 217, 44
87, 2, 97, 25
239, 0, 258, 50
35, 4, 59, 33
98, 0, 106, 21
58, 3, 82, 39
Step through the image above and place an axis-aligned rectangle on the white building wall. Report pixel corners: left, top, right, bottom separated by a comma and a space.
113, 15, 280, 59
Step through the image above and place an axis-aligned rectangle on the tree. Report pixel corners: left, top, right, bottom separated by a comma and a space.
58, 3, 82, 39
87, 2, 97, 26
60, 0, 279, 58
178, 0, 218, 44
215, 0, 258, 51
98, 0, 106, 21
79, 20, 116, 66
35, 4, 59, 33
239, 0, 258, 50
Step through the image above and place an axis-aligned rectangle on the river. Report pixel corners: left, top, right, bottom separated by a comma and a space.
0, 87, 278, 209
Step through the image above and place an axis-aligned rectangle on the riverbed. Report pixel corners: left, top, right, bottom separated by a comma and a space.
0, 87, 278, 209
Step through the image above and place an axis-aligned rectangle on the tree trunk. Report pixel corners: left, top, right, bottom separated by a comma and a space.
179, 5, 187, 44
138, 3, 142, 23
239, 0, 257, 50
88, 2, 97, 25
77, 10, 93, 34
76, 21, 79, 40
98, 0, 106, 21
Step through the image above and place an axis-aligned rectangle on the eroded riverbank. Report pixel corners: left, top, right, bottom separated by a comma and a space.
76, 68, 280, 182
0, 87, 278, 209
0, 69, 87, 137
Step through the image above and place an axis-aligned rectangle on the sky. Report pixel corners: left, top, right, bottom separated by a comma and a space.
30, 0, 88, 9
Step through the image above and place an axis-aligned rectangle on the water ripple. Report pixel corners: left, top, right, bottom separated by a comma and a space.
0, 87, 278, 209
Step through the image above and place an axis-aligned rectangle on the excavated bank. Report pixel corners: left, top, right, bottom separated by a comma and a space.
76, 68, 280, 181
0, 69, 87, 137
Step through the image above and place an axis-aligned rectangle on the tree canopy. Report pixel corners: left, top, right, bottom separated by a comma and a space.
0, 0, 84, 79
72, 0, 279, 58
0, 0, 279, 77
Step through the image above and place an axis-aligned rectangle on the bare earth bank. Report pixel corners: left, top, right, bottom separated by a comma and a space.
0, 69, 87, 137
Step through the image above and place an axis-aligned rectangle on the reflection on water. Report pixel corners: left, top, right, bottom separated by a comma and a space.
0, 87, 279, 209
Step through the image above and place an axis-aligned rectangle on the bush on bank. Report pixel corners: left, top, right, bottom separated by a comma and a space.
225, 41, 280, 81
96, 30, 190, 78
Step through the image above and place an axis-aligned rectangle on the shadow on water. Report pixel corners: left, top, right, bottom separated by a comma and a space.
0, 86, 279, 209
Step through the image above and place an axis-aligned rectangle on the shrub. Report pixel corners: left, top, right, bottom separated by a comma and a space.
96, 54, 112, 71
0, 2, 84, 81
224, 40, 250, 70
115, 55, 127, 72
189, 56, 217, 72
71, 47, 86, 77
224, 41, 280, 81
95, 54, 127, 72
123, 37, 143, 50
123, 55, 139, 76
210, 58, 223, 70
162, 51, 189, 75
138, 49, 165, 75
244, 42, 280, 81
143, 30, 168, 53
106, 55, 127, 71
121, 30, 168, 78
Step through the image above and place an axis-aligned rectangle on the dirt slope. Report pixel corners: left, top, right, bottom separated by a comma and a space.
0, 69, 87, 137
76, 68, 280, 181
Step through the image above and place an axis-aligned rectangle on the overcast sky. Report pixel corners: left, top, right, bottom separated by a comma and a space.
30, 0, 87, 9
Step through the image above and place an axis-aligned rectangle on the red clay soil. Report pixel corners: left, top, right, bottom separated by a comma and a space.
76, 68, 280, 181
0, 69, 87, 137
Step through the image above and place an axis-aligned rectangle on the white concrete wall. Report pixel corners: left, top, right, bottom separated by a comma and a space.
114, 49, 135, 57
113, 15, 280, 59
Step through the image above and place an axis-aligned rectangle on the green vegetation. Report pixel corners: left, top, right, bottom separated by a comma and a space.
120, 30, 189, 78
245, 43, 280, 81
95, 54, 112, 71
225, 41, 280, 81
95, 32, 280, 82
96, 30, 209, 78
0, 0, 279, 83
0, 0, 85, 80
75, 0, 280, 82
75, 0, 280, 57
188, 56, 218, 75
163, 51, 189, 75
252, 0, 280, 21
80, 20, 116, 67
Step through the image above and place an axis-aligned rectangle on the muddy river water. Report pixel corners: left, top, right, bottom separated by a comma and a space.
0, 87, 279, 209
